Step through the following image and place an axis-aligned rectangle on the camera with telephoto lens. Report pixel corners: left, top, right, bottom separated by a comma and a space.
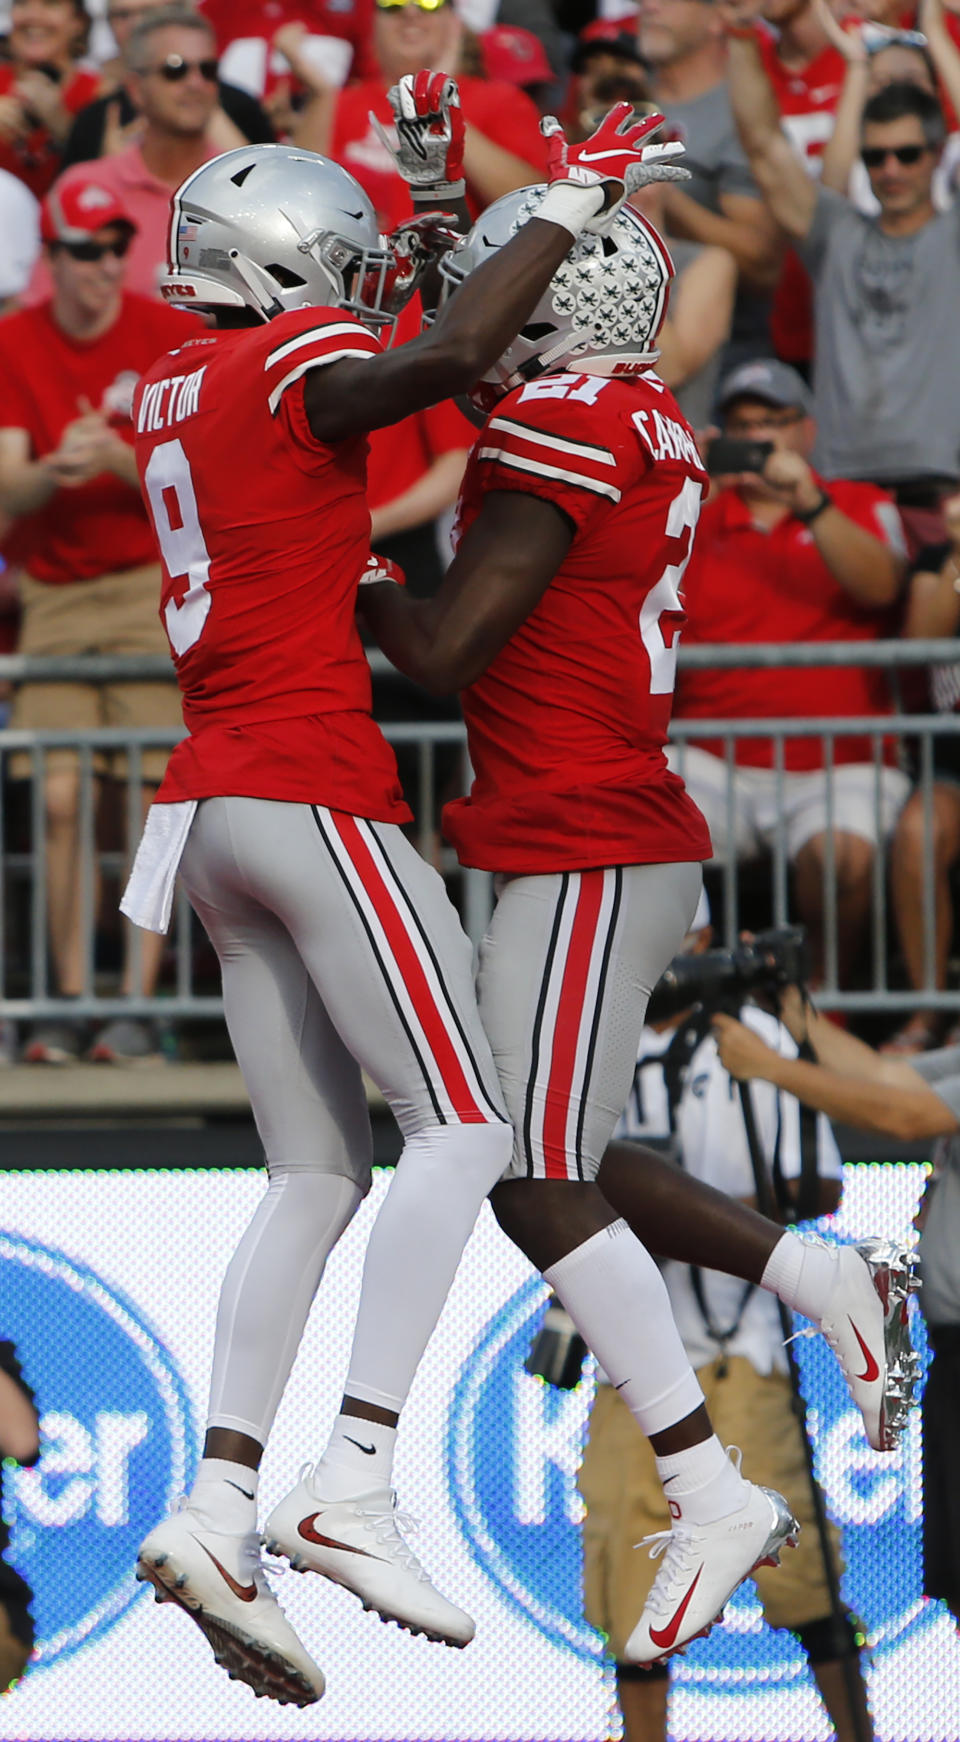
648, 925, 809, 1025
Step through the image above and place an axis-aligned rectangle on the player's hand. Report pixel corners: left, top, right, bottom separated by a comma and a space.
541, 104, 689, 234
711, 1012, 780, 1082
385, 210, 460, 310
372, 71, 465, 196
357, 552, 407, 587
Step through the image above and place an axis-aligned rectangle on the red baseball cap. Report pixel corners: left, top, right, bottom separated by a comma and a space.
481, 24, 553, 87
41, 176, 137, 245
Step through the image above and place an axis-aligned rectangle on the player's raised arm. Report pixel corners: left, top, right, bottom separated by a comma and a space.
305, 91, 687, 442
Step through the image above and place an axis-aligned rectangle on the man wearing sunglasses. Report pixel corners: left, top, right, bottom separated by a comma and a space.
722, 0, 960, 550
37, 5, 230, 302
59, 0, 275, 175
0, 174, 200, 1064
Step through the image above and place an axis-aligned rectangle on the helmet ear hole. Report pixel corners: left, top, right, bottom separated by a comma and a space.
266, 262, 307, 289
520, 321, 557, 341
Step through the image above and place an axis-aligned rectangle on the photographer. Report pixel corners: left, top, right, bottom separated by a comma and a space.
714, 991, 960, 1629
0, 1341, 40, 1693
671, 357, 908, 989
579, 900, 874, 1742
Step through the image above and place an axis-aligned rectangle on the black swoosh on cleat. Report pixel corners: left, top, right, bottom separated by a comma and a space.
225, 1480, 256, 1500
344, 1436, 377, 1456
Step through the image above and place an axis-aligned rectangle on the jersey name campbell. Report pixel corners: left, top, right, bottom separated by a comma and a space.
133, 305, 408, 819
444, 371, 713, 872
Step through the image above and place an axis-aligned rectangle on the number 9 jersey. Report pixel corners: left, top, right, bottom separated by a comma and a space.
132, 307, 410, 823
444, 369, 713, 873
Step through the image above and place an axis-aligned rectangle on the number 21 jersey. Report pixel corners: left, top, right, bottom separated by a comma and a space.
444, 370, 713, 873
133, 306, 409, 821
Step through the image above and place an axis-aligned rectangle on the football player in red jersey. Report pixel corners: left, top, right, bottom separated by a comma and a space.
122, 86, 683, 1706
358, 134, 919, 1664
358, 172, 804, 1668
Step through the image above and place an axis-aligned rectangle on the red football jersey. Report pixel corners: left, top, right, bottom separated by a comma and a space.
133, 305, 409, 821
674, 480, 905, 770
0, 293, 200, 584
443, 371, 713, 874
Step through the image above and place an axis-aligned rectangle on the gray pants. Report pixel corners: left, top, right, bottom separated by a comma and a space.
180, 797, 508, 1178
477, 861, 702, 1181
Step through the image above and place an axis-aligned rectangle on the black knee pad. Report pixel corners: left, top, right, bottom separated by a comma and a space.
616, 1657, 670, 1684
794, 1610, 864, 1664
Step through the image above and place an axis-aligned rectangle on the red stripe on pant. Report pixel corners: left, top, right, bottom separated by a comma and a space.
540, 871, 604, 1179
332, 812, 489, 1124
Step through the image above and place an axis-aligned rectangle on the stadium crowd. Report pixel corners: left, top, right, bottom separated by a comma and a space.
1, 0, 960, 1063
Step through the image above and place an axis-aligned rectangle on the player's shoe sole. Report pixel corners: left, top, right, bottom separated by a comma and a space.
264, 1476, 475, 1647
136, 1515, 324, 1708
624, 1482, 799, 1668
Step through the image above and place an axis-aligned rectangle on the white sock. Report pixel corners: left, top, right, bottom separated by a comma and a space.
655, 1437, 749, 1525
761, 1231, 839, 1323
313, 1414, 398, 1500
189, 1457, 259, 1534
543, 1220, 704, 1438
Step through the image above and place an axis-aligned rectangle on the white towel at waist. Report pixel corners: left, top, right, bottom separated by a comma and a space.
120, 800, 198, 933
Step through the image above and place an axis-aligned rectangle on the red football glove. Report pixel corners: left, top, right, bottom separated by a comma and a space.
358, 553, 407, 588
371, 71, 466, 197
383, 210, 462, 312
539, 104, 689, 234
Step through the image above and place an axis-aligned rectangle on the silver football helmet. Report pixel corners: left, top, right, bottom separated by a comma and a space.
438, 185, 675, 413
163, 144, 397, 330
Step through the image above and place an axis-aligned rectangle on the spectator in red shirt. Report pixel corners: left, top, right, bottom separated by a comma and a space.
672, 359, 909, 988
0, 174, 198, 1064
0, 0, 99, 197
329, 0, 548, 230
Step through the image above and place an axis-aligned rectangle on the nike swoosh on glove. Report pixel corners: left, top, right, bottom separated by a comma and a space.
541, 103, 690, 235
371, 70, 466, 198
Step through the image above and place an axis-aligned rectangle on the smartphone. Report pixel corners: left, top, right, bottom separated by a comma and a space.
706, 437, 774, 476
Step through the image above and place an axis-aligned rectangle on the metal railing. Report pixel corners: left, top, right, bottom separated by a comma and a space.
2, 639, 959, 1022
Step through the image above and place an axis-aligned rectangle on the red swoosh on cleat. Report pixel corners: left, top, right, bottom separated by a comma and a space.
196, 1541, 257, 1602
648, 1565, 703, 1650
298, 1516, 377, 1558
849, 1319, 880, 1383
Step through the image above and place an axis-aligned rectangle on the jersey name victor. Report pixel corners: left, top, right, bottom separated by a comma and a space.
137, 364, 208, 434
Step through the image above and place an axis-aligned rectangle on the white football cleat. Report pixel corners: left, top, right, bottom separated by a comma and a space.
623, 1474, 798, 1668
136, 1508, 325, 1707
264, 1468, 475, 1647
815, 1238, 921, 1452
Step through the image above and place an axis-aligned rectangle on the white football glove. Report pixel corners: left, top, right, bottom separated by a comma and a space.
371, 70, 466, 200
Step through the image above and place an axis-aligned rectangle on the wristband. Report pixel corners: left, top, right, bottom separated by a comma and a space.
536, 181, 606, 239
794, 489, 833, 525
411, 179, 466, 202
